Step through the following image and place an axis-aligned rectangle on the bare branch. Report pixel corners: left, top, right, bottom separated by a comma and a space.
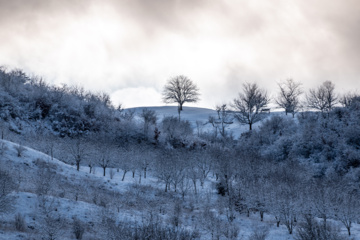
232, 83, 270, 130
162, 75, 200, 119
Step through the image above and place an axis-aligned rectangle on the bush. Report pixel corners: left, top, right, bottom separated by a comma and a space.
14, 143, 26, 157
216, 182, 227, 196
295, 215, 347, 240
248, 225, 269, 240
105, 214, 199, 240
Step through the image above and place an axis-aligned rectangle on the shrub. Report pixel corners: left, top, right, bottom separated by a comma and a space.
295, 215, 347, 240
14, 143, 26, 157
248, 225, 269, 240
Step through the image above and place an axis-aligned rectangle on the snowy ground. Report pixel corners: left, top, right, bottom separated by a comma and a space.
0, 139, 358, 239
126, 106, 278, 138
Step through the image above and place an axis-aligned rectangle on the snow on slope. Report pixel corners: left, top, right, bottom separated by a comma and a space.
0, 139, 359, 239
126, 106, 277, 138
0, 140, 159, 239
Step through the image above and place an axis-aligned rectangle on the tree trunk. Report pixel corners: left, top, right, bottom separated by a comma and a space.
249, 123, 252, 131
76, 162, 80, 171
122, 170, 127, 181
103, 167, 106, 176
346, 225, 351, 236
192, 179, 197, 194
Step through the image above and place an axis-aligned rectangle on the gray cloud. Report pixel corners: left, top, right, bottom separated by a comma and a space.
0, 0, 359, 108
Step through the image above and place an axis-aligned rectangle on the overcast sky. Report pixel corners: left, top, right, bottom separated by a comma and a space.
0, 0, 359, 108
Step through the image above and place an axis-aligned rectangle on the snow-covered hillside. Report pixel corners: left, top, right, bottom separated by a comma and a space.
126, 106, 276, 138
1, 139, 359, 240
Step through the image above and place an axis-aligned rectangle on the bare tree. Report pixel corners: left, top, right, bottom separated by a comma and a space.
0, 121, 8, 140
215, 104, 234, 138
275, 79, 303, 117
69, 138, 87, 171
207, 104, 233, 138
339, 92, 359, 107
0, 170, 17, 214
232, 83, 270, 130
195, 120, 204, 137
335, 188, 359, 236
156, 149, 178, 192
35, 160, 56, 197
41, 213, 65, 240
97, 146, 112, 177
307, 81, 337, 114
162, 75, 200, 120
139, 108, 157, 137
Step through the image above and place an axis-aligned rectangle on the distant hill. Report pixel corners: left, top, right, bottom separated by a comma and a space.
126, 106, 276, 138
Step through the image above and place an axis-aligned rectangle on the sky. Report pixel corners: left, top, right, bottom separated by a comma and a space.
0, 0, 359, 109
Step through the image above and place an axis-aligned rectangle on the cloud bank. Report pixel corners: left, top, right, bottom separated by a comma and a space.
0, 0, 359, 108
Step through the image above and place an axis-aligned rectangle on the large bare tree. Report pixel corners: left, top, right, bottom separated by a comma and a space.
232, 83, 270, 130
306, 81, 337, 115
162, 75, 200, 120
275, 79, 303, 117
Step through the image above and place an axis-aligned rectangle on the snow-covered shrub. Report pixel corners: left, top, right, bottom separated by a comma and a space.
41, 215, 65, 240
295, 215, 347, 240
248, 225, 269, 240
14, 142, 26, 157
161, 116, 193, 148
104, 214, 199, 240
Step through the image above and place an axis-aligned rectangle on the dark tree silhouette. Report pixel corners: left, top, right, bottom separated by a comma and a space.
307, 81, 337, 115
275, 79, 303, 117
232, 83, 269, 130
162, 75, 200, 120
